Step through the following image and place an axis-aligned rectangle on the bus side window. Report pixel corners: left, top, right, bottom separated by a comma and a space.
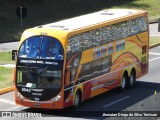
92, 59, 103, 78
91, 29, 102, 47
71, 69, 75, 83
103, 57, 109, 74
78, 62, 92, 82
70, 67, 79, 85
65, 68, 77, 86
82, 32, 93, 50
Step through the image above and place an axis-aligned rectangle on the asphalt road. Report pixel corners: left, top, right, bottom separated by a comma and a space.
150, 23, 160, 36
0, 46, 160, 120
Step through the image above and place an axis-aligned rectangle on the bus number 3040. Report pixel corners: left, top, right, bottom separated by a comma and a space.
22, 88, 31, 92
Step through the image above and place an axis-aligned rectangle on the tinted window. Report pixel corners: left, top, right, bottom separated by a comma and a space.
18, 36, 64, 60
78, 63, 92, 82
41, 37, 63, 60
19, 36, 42, 58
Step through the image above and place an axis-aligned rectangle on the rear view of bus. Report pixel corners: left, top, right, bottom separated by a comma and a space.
14, 29, 66, 109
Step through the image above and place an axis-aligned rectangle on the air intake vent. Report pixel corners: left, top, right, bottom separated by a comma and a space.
63, 28, 69, 30
50, 25, 65, 28
101, 10, 114, 15
37, 26, 43, 28
100, 13, 114, 15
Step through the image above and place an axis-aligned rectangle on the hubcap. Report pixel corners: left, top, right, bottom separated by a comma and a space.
130, 74, 134, 85
74, 94, 79, 107
122, 76, 126, 88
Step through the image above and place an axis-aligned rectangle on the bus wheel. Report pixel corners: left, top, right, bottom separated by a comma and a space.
74, 91, 81, 109
127, 70, 135, 89
119, 73, 127, 91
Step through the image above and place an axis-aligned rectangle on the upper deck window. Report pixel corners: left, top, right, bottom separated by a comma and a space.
67, 16, 148, 55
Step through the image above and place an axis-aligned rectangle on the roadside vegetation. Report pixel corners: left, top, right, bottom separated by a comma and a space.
150, 36, 160, 46
0, 0, 160, 43
111, 0, 160, 22
0, 52, 15, 64
0, 67, 13, 89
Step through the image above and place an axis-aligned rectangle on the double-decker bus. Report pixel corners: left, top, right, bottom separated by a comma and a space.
13, 9, 149, 109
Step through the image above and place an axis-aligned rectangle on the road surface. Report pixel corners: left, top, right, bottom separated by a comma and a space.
0, 46, 160, 120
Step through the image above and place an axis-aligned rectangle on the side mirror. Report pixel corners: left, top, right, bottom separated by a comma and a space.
158, 18, 160, 32
12, 50, 17, 60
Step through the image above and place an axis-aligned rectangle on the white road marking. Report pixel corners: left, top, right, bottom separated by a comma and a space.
149, 57, 160, 62
150, 35, 160, 36
0, 64, 15, 68
149, 52, 160, 55
102, 96, 130, 108
4, 106, 21, 111
0, 98, 15, 105
158, 46, 160, 48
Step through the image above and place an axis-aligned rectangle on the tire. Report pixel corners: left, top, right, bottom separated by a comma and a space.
119, 73, 127, 91
127, 71, 135, 89
73, 91, 81, 109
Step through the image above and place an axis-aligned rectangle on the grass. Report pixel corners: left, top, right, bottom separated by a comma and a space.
150, 36, 160, 46
0, 0, 160, 43
0, 67, 13, 89
0, 51, 15, 64
111, 0, 160, 22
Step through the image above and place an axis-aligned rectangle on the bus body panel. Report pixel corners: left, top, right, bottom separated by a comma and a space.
14, 9, 149, 109
15, 98, 64, 109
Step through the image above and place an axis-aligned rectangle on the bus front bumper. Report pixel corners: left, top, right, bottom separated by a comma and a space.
15, 98, 64, 109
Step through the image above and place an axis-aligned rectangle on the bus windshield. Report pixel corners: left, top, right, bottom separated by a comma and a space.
16, 36, 64, 101
19, 36, 63, 60
16, 66, 62, 89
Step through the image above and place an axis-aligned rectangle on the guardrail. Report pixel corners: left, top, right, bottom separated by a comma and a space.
158, 18, 160, 32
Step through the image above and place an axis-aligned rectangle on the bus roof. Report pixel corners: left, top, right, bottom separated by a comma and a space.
41, 9, 146, 31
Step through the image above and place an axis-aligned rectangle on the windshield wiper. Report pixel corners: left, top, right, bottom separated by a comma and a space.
39, 67, 48, 74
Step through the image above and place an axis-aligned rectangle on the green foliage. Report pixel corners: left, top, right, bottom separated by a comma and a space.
0, 52, 15, 64
0, 67, 13, 89
0, 0, 160, 43
111, 0, 160, 22
150, 36, 160, 46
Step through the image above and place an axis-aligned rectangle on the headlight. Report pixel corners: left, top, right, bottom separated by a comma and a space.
16, 91, 24, 99
51, 93, 61, 102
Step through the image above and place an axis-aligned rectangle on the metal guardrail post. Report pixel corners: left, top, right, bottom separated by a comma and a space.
154, 91, 157, 111
158, 18, 160, 32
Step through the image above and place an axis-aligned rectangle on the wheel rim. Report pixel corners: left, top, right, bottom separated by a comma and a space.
122, 76, 126, 89
74, 94, 79, 107
130, 74, 134, 86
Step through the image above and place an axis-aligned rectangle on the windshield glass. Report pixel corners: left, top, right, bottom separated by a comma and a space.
19, 36, 41, 58
16, 36, 64, 101
19, 36, 63, 60
17, 67, 62, 89
41, 36, 63, 60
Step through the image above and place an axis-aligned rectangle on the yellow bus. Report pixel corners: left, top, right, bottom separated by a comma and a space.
13, 9, 149, 109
